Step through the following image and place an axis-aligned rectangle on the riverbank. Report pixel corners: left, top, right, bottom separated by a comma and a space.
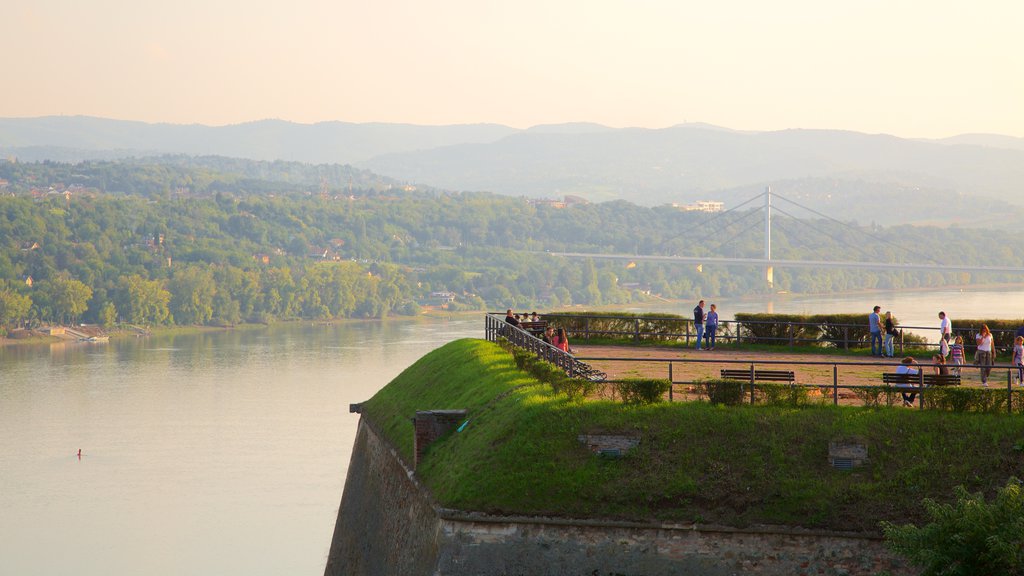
0, 309, 477, 349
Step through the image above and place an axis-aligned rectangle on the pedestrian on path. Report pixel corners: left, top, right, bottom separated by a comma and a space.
869, 306, 883, 357
704, 304, 719, 350
975, 324, 995, 386
883, 311, 897, 358
693, 300, 706, 350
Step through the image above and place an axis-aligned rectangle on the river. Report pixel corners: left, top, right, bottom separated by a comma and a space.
2, 287, 1023, 575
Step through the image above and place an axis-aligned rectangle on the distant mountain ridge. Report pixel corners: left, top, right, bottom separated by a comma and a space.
2, 116, 1023, 215
0, 116, 517, 164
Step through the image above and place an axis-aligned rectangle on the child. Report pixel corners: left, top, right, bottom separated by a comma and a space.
1014, 336, 1024, 385
950, 335, 965, 377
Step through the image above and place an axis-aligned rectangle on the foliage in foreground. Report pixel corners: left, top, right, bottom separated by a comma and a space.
881, 478, 1024, 576
361, 338, 1024, 533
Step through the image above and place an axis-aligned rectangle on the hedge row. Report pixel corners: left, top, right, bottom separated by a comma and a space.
542, 311, 695, 341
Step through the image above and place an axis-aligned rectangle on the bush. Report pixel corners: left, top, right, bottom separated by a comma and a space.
881, 478, 1024, 575
542, 311, 687, 342
758, 382, 812, 407
698, 379, 747, 405
923, 387, 1019, 414
614, 378, 671, 405
851, 385, 899, 408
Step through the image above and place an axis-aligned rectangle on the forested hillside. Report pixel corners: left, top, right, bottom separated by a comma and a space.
0, 157, 1021, 329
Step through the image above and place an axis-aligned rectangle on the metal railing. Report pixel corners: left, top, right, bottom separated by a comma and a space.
573, 354, 1023, 413
485, 312, 1022, 413
536, 312, 1021, 354
484, 314, 606, 381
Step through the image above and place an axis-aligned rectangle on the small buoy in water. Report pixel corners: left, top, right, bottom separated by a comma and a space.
77, 449, 82, 460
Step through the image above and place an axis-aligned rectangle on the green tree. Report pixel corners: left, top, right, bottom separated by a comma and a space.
98, 301, 117, 327
168, 265, 216, 325
0, 283, 32, 326
39, 274, 93, 324
117, 274, 171, 325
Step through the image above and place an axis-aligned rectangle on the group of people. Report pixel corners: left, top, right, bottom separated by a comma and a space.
503, 310, 541, 325
692, 300, 719, 350
877, 308, 1024, 404
504, 309, 570, 353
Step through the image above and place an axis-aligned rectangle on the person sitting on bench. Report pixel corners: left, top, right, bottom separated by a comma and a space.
896, 356, 920, 407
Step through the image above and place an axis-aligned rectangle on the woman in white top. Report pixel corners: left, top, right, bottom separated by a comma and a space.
975, 324, 995, 386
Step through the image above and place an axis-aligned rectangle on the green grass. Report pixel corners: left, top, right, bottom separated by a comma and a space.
361, 338, 1024, 533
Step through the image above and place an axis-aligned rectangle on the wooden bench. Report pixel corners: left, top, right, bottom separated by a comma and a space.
720, 369, 795, 384
520, 321, 548, 337
881, 372, 961, 387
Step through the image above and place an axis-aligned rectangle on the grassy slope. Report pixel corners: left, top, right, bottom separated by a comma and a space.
361, 339, 1024, 533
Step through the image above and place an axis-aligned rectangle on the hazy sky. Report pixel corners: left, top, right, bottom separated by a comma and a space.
5, 1, 1023, 138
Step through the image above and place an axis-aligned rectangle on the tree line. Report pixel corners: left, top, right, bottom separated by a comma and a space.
1, 157, 1022, 329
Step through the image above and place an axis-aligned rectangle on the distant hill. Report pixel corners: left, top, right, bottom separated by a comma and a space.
359, 126, 1024, 207
3, 117, 1023, 222
0, 116, 517, 164
933, 133, 1024, 152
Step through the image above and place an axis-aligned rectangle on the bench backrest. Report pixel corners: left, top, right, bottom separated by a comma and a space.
881, 372, 961, 386
720, 369, 795, 383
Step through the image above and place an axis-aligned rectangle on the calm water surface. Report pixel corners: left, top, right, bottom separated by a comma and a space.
3, 288, 1024, 575
0, 318, 478, 576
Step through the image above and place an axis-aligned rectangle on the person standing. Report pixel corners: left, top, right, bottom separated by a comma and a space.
950, 335, 966, 376
704, 304, 719, 350
693, 300, 706, 350
1014, 336, 1024, 385
938, 311, 952, 344
975, 324, 995, 387
869, 306, 883, 357
883, 311, 897, 358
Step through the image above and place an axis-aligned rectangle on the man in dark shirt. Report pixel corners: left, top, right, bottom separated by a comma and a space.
504, 309, 519, 326
693, 300, 705, 350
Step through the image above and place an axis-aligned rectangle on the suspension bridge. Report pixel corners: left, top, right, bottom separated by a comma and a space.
547, 187, 1024, 287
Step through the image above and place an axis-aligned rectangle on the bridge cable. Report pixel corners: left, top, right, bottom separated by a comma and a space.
770, 206, 885, 263
770, 192, 941, 266
656, 191, 766, 249
700, 215, 767, 257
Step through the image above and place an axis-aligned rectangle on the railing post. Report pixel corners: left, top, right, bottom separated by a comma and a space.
843, 326, 849, 351
898, 328, 904, 355
833, 365, 838, 406
634, 318, 640, 342
918, 369, 925, 410
1009, 369, 1014, 415
585, 316, 591, 341
668, 363, 674, 402
749, 363, 755, 405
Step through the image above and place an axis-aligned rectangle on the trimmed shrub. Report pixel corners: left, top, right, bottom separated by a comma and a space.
851, 385, 899, 408
542, 311, 688, 342
699, 378, 747, 405
921, 387, 1023, 414
614, 378, 671, 405
734, 313, 821, 346
759, 382, 812, 407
